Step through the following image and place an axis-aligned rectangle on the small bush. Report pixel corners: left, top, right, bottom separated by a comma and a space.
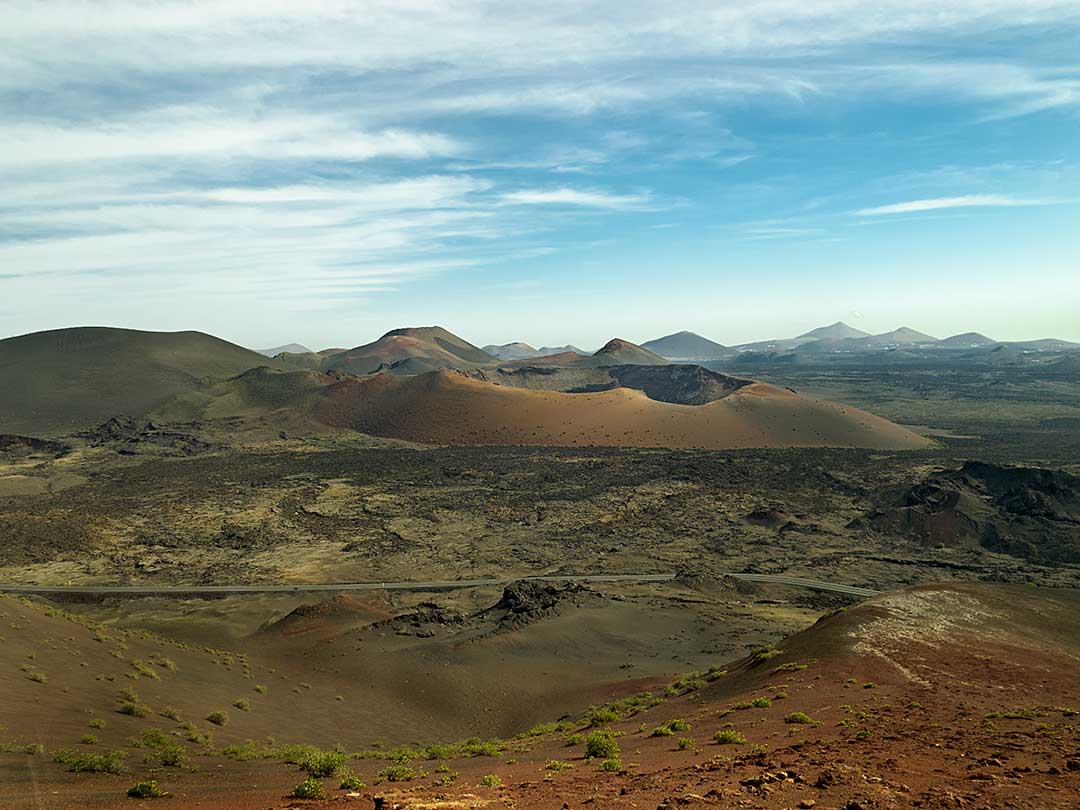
713, 728, 747, 745
774, 691, 788, 700
545, 759, 573, 771
206, 711, 229, 726
290, 777, 325, 799
160, 706, 182, 721
377, 764, 415, 782
154, 744, 187, 767
751, 698, 772, 708
54, 748, 126, 774
339, 772, 366, 790
254, 684, 268, 695
80, 734, 97, 745
89, 718, 106, 729
855, 729, 871, 740
127, 780, 169, 798
600, 758, 621, 772
749, 647, 781, 666
651, 718, 691, 737
27, 671, 47, 683
650, 725, 674, 737
119, 701, 151, 718
303, 750, 346, 778
480, 774, 502, 787
584, 729, 620, 759
677, 737, 693, 750
784, 712, 816, 725
566, 733, 583, 746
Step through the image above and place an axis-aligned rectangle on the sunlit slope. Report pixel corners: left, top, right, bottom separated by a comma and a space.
315, 370, 934, 450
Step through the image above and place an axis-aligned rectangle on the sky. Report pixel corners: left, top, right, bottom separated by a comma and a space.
2, 1, 1079, 351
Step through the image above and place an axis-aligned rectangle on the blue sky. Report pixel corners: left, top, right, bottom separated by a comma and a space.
2, 1, 1079, 350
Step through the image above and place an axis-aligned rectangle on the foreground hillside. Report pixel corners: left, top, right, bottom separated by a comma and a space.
1, 582, 1076, 808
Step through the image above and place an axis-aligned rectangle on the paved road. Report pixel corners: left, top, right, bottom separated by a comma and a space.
0, 572, 879, 598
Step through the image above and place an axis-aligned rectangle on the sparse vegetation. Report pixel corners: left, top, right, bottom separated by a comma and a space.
599, 758, 621, 772
546, 759, 573, 771
339, 772, 366, 790
53, 747, 126, 774
27, 670, 47, 683
302, 749, 346, 778
206, 711, 229, 726
89, 718, 106, 729
376, 764, 415, 782
713, 728, 747, 745
480, 774, 502, 787
127, 780, 169, 799
233, 698, 251, 712
79, 733, 97, 745
290, 777, 326, 799
584, 729, 620, 759
751, 697, 772, 708
677, 737, 694, 750
784, 711, 816, 725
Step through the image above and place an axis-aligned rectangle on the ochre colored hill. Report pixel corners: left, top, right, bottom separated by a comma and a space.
591, 338, 670, 366
314, 370, 933, 450
320, 326, 494, 375
0, 327, 286, 435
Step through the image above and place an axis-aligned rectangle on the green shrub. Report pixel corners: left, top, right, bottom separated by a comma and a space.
748, 647, 781, 665
713, 728, 747, 745
127, 780, 169, 798
27, 671, 47, 683
290, 777, 325, 799
584, 730, 619, 759
303, 750, 346, 778
80, 734, 97, 745
89, 718, 106, 729
254, 684, 268, 695
600, 758, 621, 772
54, 748, 126, 774
650, 725, 675, 737
160, 706, 182, 721
751, 698, 772, 708
206, 711, 229, 726
545, 759, 573, 771
118, 701, 151, 718
566, 733, 583, 746
377, 764, 415, 782
233, 698, 251, 712
855, 729, 871, 740
677, 737, 693, 750
651, 718, 691, 737
480, 774, 502, 787
784, 712, 815, 725
339, 772, 366, 790
154, 744, 187, 767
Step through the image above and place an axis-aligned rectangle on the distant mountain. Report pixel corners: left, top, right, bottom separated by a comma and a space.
591, 338, 670, 366
938, 332, 997, 349
482, 342, 538, 361
867, 327, 939, 345
1007, 338, 1080, 351
537, 345, 587, 357
258, 343, 312, 357
321, 326, 494, 375
641, 331, 726, 360
0, 327, 286, 435
796, 321, 871, 341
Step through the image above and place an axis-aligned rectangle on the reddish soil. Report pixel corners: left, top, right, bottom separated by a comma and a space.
4, 583, 1077, 809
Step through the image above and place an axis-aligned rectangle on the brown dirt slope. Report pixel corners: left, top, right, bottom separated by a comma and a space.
320, 326, 494, 375
4, 583, 1076, 809
315, 370, 934, 450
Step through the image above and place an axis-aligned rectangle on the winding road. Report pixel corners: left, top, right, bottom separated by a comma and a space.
0, 572, 879, 598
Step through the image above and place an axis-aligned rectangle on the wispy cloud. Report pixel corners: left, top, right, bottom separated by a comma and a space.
854, 195, 1048, 216
502, 188, 654, 209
